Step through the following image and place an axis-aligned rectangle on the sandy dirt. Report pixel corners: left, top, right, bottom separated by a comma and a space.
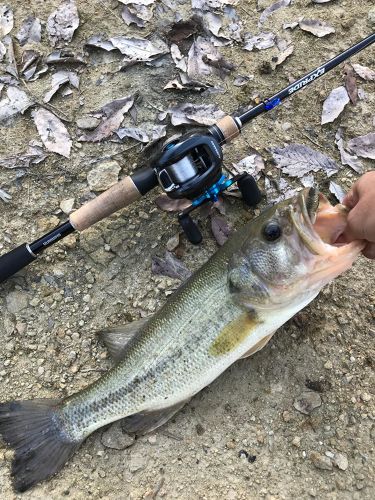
0, 0, 374, 498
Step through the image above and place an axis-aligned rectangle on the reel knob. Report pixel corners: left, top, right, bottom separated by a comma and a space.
178, 214, 202, 245
237, 174, 262, 207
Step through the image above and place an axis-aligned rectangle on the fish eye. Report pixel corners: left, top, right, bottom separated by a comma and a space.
262, 221, 282, 242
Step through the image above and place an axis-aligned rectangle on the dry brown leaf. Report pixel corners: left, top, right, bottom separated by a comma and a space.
244, 32, 275, 51
335, 129, 363, 174
159, 102, 225, 126
329, 181, 345, 203
121, 3, 153, 28
299, 19, 335, 38
271, 144, 339, 177
0, 187, 11, 203
271, 44, 294, 69
0, 5, 13, 37
0, 141, 47, 169
321, 86, 349, 125
343, 64, 357, 105
152, 252, 191, 281
16, 16, 41, 46
43, 71, 79, 103
155, 195, 191, 212
351, 63, 375, 81
348, 133, 375, 160
33, 108, 72, 158
80, 95, 135, 142
47, 0, 79, 46
231, 154, 265, 179
0, 86, 34, 123
166, 16, 202, 45
211, 215, 231, 246
116, 124, 166, 143
259, 0, 291, 26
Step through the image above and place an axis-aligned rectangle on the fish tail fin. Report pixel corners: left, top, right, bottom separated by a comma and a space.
0, 399, 82, 492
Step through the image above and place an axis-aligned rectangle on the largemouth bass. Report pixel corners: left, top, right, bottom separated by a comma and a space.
0, 188, 364, 492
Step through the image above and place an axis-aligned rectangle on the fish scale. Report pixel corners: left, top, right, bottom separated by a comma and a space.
61, 232, 248, 439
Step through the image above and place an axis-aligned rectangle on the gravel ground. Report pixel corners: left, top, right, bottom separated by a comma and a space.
0, 1, 374, 499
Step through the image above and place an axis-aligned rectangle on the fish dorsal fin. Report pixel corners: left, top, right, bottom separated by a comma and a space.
121, 399, 189, 435
98, 318, 149, 361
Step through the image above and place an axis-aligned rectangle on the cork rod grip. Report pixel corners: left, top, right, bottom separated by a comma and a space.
69, 176, 141, 232
215, 115, 240, 143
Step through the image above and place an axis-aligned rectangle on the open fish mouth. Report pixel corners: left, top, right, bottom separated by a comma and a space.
291, 187, 365, 285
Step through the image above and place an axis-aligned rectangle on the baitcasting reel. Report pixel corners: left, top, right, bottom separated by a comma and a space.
154, 133, 262, 243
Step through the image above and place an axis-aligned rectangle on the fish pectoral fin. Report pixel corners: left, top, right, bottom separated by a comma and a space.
121, 399, 190, 435
98, 318, 149, 362
240, 332, 275, 359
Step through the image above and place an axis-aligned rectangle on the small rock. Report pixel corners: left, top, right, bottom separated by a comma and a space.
324, 360, 333, 370
87, 160, 121, 192
6, 290, 29, 314
292, 436, 301, 448
166, 234, 180, 252
310, 451, 333, 471
37, 215, 60, 232
360, 392, 371, 402
101, 421, 135, 450
60, 198, 75, 215
333, 452, 348, 471
129, 451, 148, 473
76, 116, 100, 130
368, 7, 375, 26
196, 423, 205, 435
148, 434, 157, 445
294, 391, 322, 415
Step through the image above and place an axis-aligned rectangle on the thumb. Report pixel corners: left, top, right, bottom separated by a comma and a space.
362, 242, 375, 259
342, 188, 357, 209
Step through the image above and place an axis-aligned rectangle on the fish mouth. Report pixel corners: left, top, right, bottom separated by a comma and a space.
290, 187, 365, 284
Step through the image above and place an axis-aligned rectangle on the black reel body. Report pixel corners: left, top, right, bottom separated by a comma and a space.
155, 134, 223, 200
152, 132, 262, 244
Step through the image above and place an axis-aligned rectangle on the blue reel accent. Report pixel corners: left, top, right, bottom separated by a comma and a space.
191, 175, 235, 207
264, 97, 281, 110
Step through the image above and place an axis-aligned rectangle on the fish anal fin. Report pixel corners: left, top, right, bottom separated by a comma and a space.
98, 318, 149, 362
240, 333, 275, 359
121, 400, 189, 435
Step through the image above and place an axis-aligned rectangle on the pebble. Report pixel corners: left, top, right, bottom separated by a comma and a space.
166, 234, 180, 252
129, 452, 148, 473
76, 116, 100, 130
60, 198, 75, 215
360, 392, 371, 402
292, 436, 301, 448
368, 7, 375, 26
148, 434, 157, 445
6, 290, 29, 314
101, 421, 135, 450
87, 160, 121, 192
293, 391, 322, 415
333, 452, 348, 471
37, 215, 60, 232
324, 360, 333, 370
310, 451, 333, 471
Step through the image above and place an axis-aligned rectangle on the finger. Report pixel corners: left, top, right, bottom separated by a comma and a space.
342, 207, 365, 241
362, 242, 375, 259
342, 187, 358, 209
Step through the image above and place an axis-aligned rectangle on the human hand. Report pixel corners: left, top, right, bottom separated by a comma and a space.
343, 171, 375, 259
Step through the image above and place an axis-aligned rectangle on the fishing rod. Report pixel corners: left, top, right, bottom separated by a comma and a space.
0, 32, 374, 284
